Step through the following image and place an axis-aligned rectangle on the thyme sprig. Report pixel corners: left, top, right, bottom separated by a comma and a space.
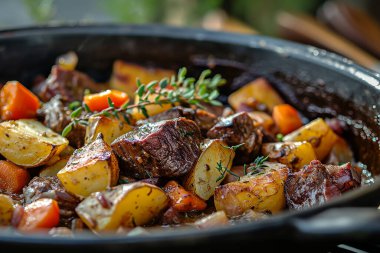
215, 143, 245, 182
244, 156, 269, 176
216, 160, 240, 182
62, 67, 226, 137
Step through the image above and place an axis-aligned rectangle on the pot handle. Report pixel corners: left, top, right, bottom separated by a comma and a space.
289, 207, 380, 242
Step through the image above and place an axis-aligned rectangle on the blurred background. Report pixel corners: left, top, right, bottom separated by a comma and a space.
0, 0, 380, 71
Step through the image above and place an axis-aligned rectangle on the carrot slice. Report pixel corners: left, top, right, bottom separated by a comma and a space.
0, 81, 40, 120
18, 198, 60, 231
163, 180, 207, 212
272, 104, 303, 134
0, 160, 30, 194
83, 89, 129, 112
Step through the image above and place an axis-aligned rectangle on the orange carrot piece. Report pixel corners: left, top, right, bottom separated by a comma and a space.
163, 180, 207, 212
272, 104, 303, 134
18, 198, 60, 231
0, 81, 40, 120
0, 160, 30, 194
83, 89, 129, 112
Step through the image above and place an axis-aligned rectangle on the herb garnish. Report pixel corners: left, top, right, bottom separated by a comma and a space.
243, 156, 269, 176
61, 67, 226, 137
215, 143, 245, 182
216, 160, 241, 182
222, 143, 245, 151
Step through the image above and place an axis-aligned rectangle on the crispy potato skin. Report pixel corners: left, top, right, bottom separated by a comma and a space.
0, 119, 68, 167
85, 116, 132, 145
214, 163, 289, 217
183, 139, 235, 200
262, 141, 317, 171
76, 182, 169, 232
57, 134, 119, 197
283, 118, 338, 161
228, 78, 284, 112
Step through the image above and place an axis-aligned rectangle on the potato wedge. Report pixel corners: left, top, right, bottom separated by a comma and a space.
110, 60, 174, 98
0, 119, 68, 167
131, 94, 175, 121
214, 162, 289, 217
283, 118, 338, 160
0, 194, 14, 226
183, 139, 235, 200
262, 141, 317, 171
40, 157, 69, 177
85, 115, 133, 145
76, 182, 169, 232
57, 134, 119, 198
228, 78, 284, 112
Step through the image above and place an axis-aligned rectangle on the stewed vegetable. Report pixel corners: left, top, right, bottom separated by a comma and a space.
0, 52, 367, 235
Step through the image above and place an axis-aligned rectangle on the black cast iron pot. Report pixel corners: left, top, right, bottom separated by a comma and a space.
0, 24, 379, 252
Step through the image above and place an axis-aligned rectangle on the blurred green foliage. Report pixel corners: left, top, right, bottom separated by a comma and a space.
231, 0, 321, 35
100, 0, 162, 23
23, 0, 55, 23
19, 0, 323, 35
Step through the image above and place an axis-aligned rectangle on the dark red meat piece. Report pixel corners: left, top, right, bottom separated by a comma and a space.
112, 118, 202, 179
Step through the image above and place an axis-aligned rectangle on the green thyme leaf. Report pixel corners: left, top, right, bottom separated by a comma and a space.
137, 85, 145, 97
83, 103, 92, 113
147, 81, 158, 91
68, 101, 81, 111
62, 122, 74, 137
159, 79, 168, 89
70, 107, 82, 118
141, 107, 149, 118
108, 97, 115, 108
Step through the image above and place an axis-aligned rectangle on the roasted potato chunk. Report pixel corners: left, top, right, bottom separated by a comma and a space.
228, 78, 284, 112
57, 134, 119, 197
110, 60, 174, 98
0, 119, 68, 167
283, 118, 338, 160
131, 94, 175, 121
262, 141, 317, 171
76, 182, 169, 232
183, 139, 235, 200
0, 194, 14, 226
214, 162, 289, 217
85, 115, 133, 145
40, 157, 69, 177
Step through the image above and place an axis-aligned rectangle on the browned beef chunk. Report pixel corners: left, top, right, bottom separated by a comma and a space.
37, 95, 70, 133
37, 95, 85, 148
138, 106, 217, 135
285, 160, 361, 210
23, 176, 81, 226
207, 112, 263, 163
112, 118, 202, 179
161, 207, 206, 225
325, 163, 361, 192
33, 65, 101, 103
